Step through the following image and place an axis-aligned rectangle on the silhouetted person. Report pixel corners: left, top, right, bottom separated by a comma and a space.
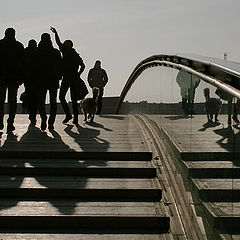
19, 91, 29, 113
0, 28, 25, 132
36, 33, 62, 131
87, 60, 108, 114
50, 27, 85, 124
24, 39, 38, 125
176, 70, 200, 115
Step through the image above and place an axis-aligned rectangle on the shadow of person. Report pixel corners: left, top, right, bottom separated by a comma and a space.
199, 121, 222, 132
164, 115, 192, 120
99, 115, 125, 120
84, 121, 112, 132
17, 126, 88, 215
64, 124, 109, 154
0, 132, 25, 210
213, 126, 236, 152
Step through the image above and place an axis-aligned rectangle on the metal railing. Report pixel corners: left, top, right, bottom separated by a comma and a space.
115, 54, 240, 113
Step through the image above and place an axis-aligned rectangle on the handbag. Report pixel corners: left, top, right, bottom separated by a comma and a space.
71, 76, 89, 100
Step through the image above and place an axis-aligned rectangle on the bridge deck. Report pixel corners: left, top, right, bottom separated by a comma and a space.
148, 114, 240, 153
0, 114, 147, 153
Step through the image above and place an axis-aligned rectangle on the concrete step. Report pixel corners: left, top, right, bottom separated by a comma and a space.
192, 178, 240, 201
0, 200, 169, 233
182, 160, 240, 178
0, 233, 170, 240
202, 201, 240, 234
0, 152, 152, 161
0, 177, 162, 201
0, 160, 156, 177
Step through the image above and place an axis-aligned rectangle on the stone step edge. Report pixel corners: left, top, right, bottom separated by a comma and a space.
0, 151, 153, 161
0, 167, 156, 177
0, 188, 162, 201
0, 215, 170, 231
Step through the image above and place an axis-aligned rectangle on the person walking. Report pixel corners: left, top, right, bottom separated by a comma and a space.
24, 39, 38, 125
176, 70, 200, 115
87, 60, 108, 115
36, 33, 62, 131
50, 27, 85, 125
0, 28, 25, 132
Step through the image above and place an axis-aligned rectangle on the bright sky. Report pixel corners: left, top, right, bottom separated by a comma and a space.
1, 0, 240, 100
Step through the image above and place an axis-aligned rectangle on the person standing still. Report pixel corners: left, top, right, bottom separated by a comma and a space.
36, 33, 62, 131
87, 60, 108, 115
24, 39, 38, 125
0, 28, 25, 132
50, 27, 85, 124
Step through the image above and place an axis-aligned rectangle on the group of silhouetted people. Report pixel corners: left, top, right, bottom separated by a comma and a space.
0, 27, 108, 132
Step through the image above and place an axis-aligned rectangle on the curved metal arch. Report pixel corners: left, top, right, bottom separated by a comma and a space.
115, 54, 240, 114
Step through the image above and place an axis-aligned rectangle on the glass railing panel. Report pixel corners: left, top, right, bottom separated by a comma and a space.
119, 67, 237, 238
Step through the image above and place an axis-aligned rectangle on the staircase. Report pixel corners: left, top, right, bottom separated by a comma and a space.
182, 154, 240, 240
0, 151, 169, 239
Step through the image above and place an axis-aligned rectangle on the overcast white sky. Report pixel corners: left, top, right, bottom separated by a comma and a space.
1, 0, 240, 100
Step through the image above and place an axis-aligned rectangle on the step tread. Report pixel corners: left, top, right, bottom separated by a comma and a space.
0, 204, 161, 216
183, 161, 240, 169
0, 234, 169, 240
0, 177, 156, 189
202, 201, 240, 217
192, 178, 240, 190
0, 160, 152, 168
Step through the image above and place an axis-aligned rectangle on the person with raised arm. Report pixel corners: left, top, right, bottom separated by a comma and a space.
50, 27, 85, 125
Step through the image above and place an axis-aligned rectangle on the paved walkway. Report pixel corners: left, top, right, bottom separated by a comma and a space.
147, 114, 240, 153
0, 114, 147, 152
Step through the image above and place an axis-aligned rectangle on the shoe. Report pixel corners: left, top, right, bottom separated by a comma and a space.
41, 121, 47, 131
7, 124, 15, 132
233, 116, 239, 124
62, 115, 72, 124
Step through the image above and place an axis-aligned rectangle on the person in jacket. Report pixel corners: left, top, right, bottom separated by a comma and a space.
176, 70, 200, 115
24, 39, 38, 125
87, 60, 108, 114
36, 33, 62, 131
50, 27, 85, 125
0, 28, 25, 132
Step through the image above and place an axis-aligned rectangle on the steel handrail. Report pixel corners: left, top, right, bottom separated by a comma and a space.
115, 57, 240, 114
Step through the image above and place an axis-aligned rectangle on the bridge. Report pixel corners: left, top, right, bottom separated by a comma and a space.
0, 54, 240, 240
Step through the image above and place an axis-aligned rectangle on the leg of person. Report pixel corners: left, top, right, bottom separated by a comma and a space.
180, 88, 188, 115
48, 88, 57, 130
7, 83, 19, 132
38, 89, 47, 131
27, 87, 37, 126
232, 100, 239, 124
227, 99, 232, 126
96, 88, 104, 115
0, 82, 7, 130
70, 85, 79, 125
59, 79, 72, 123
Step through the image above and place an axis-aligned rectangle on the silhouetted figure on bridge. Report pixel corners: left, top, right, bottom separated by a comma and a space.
0, 28, 25, 132
24, 39, 38, 125
176, 70, 200, 116
36, 33, 62, 131
50, 27, 85, 125
87, 60, 108, 115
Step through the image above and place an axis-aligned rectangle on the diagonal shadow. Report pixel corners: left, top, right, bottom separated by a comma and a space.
64, 124, 110, 153
164, 115, 192, 120
0, 132, 24, 211
0, 126, 96, 215
199, 121, 222, 132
